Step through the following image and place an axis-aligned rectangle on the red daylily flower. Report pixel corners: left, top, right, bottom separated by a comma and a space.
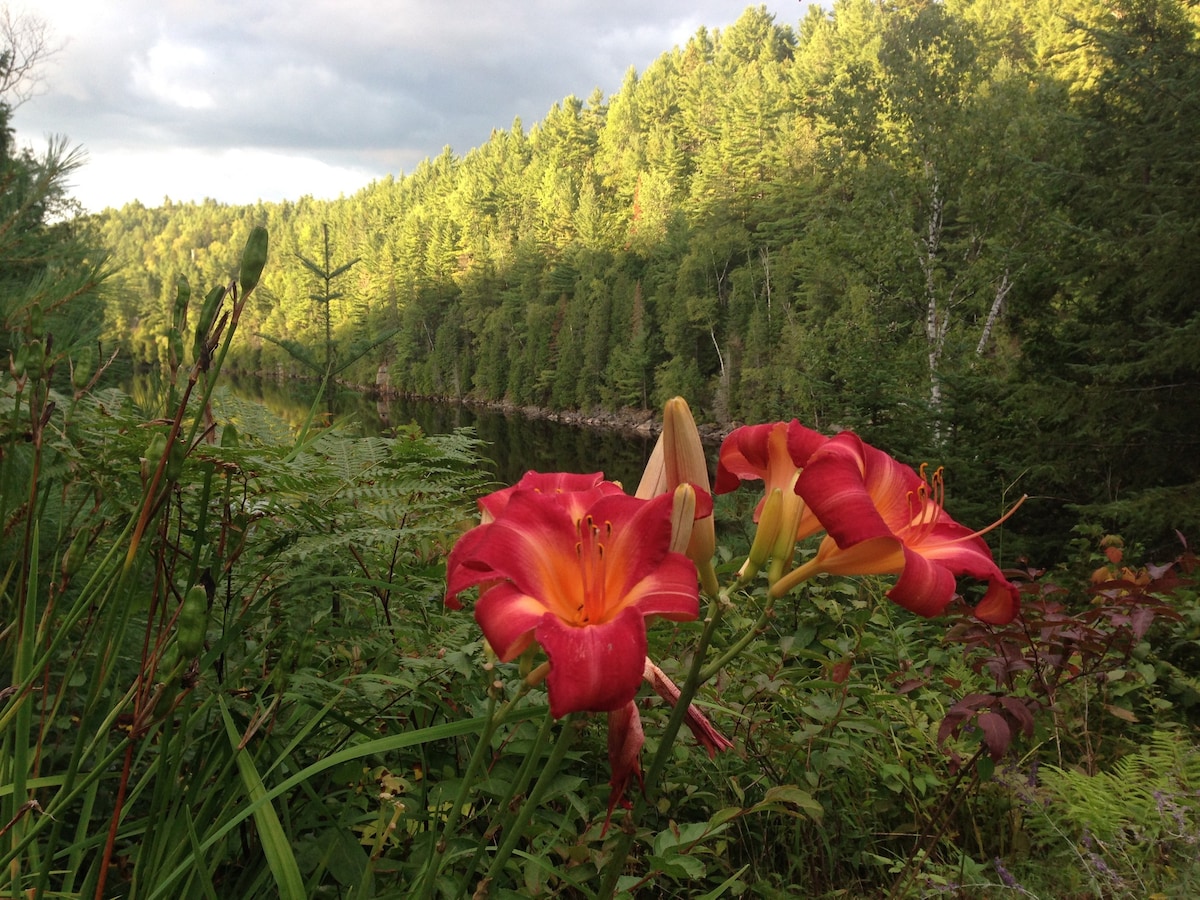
445, 480, 700, 717
772, 432, 1020, 624
714, 420, 829, 579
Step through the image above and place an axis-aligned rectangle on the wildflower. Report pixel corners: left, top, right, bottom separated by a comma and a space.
770, 431, 1021, 624
446, 478, 699, 717
714, 420, 827, 582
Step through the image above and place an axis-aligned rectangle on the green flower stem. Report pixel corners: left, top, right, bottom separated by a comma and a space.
479, 713, 576, 890
455, 706, 556, 895
416, 675, 538, 899
698, 589, 779, 684
595, 593, 728, 899
415, 693, 497, 899
642, 597, 726, 794
184, 272, 257, 451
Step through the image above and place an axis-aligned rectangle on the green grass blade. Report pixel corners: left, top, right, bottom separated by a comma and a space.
147, 707, 538, 900
219, 696, 306, 900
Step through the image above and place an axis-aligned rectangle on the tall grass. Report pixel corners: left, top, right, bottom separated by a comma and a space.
1, 229, 501, 897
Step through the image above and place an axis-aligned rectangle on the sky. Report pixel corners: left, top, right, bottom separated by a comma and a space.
13, 1, 808, 213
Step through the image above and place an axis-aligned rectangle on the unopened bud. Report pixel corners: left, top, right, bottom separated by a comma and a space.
635, 433, 666, 499
669, 484, 697, 555
663, 397, 710, 494
744, 487, 783, 580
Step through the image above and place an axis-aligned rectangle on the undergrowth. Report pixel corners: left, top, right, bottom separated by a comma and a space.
3, 230, 1199, 898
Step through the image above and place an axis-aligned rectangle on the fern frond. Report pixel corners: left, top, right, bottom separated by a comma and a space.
1033, 730, 1200, 848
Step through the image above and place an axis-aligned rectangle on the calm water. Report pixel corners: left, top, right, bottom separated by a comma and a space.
225, 376, 658, 490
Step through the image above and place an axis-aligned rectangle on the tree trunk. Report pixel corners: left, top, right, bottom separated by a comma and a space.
976, 268, 1014, 356
919, 166, 951, 437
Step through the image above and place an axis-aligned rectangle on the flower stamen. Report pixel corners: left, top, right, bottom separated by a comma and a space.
576, 515, 611, 625
956, 493, 1028, 543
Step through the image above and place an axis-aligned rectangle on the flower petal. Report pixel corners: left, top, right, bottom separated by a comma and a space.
886, 546, 960, 617
474, 584, 548, 660
621, 553, 702, 621
663, 397, 711, 495
715, 420, 826, 490
812, 534, 906, 577
714, 423, 777, 493
915, 524, 1009, 577
892, 524, 1020, 624
461, 493, 585, 622
643, 660, 733, 758
634, 434, 667, 499
590, 492, 676, 600
786, 419, 829, 469
445, 523, 499, 608
480, 471, 618, 522
588, 491, 700, 622
972, 579, 1021, 624
796, 433, 905, 547
537, 606, 648, 716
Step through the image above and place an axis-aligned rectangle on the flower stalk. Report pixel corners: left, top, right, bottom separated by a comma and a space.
478, 714, 577, 891
595, 594, 727, 898
416, 667, 547, 899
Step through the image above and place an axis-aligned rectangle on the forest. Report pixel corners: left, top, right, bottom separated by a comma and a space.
89, 0, 1200, 560
3, 0, 1200, 897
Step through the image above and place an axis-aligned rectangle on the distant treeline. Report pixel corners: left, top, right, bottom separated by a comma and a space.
90, 0, 1200, 557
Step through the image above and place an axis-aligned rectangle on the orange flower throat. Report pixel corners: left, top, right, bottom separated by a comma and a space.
574, 514, 613, 625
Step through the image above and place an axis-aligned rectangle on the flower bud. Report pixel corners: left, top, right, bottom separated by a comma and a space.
662, 397, 718, 594
634, 433, 666, 500
741, 487, 783, 580
663, 397, 709, 494
239, 226, 269, 296
669, 483, 697, 555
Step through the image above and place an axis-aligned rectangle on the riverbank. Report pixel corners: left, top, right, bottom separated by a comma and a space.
230, 367, 733, 445
377, 390, 732, 446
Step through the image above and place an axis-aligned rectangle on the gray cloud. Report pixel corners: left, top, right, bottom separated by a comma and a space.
16, 0, 806, 209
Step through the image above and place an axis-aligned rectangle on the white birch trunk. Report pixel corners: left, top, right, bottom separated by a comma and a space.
976, 268, 1014, 356
919, 166, 951, 432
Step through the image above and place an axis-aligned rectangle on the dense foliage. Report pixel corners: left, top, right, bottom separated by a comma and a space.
6, 2, 1200, 898
90, 0, 1200, 559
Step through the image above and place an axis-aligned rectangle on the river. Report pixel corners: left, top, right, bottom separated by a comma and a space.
224, 375, 659, 490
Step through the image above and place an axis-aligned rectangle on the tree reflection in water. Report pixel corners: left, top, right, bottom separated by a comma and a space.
219, 375, 657, 491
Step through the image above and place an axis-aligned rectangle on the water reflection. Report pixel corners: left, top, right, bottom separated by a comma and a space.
364, 394, 656, 490
223, 376, 657, 490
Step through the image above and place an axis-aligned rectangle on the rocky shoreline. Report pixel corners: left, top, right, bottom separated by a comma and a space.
238, 366, 734, 445
377, 389, 732, 446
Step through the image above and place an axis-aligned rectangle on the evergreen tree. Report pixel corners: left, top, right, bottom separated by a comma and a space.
1009, 0, 1200, 548
0, 15, 107, 388
72, 0, 1200, 558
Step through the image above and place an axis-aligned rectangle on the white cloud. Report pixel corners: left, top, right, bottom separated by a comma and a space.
15, 0, 810, 212
131, 38, 216, 110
